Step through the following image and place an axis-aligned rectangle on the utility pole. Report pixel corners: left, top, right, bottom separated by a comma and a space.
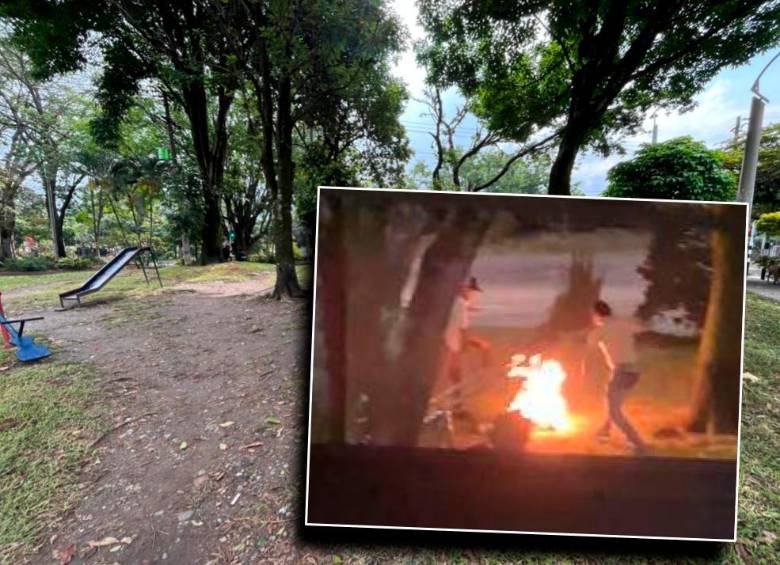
738, 96, 765, 211
732, 116, 741, 145
738, 51, 778, 214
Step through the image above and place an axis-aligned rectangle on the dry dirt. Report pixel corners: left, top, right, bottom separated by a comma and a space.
14, 275, 346, 564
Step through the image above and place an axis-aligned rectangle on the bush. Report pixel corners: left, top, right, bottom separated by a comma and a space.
56, 257, 95, 270
1, 255, 97, 272
605, 137, 737, 201
1, 256, 56, 271
249, 251, 276, 264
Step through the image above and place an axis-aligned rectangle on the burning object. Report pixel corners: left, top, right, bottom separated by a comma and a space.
506, 354, 572, 432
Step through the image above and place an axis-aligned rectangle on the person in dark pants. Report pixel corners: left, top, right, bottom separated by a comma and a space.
583, 300, 648, 454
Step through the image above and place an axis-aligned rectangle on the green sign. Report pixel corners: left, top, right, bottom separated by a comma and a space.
157, 147, 171, 161
229, 230, 236, 242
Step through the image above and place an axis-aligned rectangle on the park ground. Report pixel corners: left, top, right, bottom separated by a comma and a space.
0, 263, 778, 564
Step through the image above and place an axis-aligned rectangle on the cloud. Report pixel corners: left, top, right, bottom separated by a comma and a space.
389, 0, 427, 97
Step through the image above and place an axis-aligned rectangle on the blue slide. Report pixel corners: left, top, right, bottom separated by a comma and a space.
59, 246, 153, 308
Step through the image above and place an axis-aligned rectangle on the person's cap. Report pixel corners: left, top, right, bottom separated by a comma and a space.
466, 276, 482, 292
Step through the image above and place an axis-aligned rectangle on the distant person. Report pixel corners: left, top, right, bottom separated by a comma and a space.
222, 240, 231, 261
442, 276, 490, 415
583, 300, 648, 454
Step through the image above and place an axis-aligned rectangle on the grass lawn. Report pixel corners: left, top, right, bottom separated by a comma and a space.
0, 261, 311, 311
0, 351, 103, 560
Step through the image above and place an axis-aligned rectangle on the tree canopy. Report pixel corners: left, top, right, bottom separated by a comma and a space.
604, 137, 737, 201
418, 0, 780, 195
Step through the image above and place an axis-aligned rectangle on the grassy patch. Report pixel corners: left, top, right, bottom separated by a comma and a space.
0, 355, 103, 560
1, 261, 275, 310
727, 293, 780, 562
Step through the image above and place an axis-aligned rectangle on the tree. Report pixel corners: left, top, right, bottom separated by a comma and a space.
722, 122, 780, 217
0, 128, 35, 259
411, 149, 552, 194
756, 211, 780, 235
0, 35, 90, 257
605, 137, 736, 327
418, 0, 780, 195
413, 87, 558, 192
605, 137, 737, 201
688, 205, 745, 434
222, 93, 271, 256
295, 64, 411, 255
209, 0, 406, 298
2, 0, 237, 263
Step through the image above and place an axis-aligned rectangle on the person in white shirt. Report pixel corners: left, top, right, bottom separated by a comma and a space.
442, 277, 488, 414
584, 300, 648, 454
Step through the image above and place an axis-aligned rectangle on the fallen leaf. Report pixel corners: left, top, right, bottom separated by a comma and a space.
194, 475, 209, 488
54, 544, 76, 564
759, 530, 777, 544
210, 471, 225, 481
332, 556, 343, 565
219, 443, 228, 451
240, 441, 263, 450
265, 416, 281, 425
219, 421, 235, 428
743, 372, 760, 383
180, 441, 188, 450
120, 537, 133, 544
87, 537, 120, 548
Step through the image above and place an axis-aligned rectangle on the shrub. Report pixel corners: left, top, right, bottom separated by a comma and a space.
56, 257, 95, 270
2, 256, 56, 271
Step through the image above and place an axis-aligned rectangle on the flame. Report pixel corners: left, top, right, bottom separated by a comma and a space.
507, 354, 572, 431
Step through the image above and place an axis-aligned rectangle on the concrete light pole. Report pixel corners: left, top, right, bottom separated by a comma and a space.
738, 51, 779, 213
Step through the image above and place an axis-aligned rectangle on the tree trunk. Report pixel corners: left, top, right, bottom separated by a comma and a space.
201, 191, 223, 264
688, 208, 745, 434
271, 74, 303, 298
55, 214, 66, 258
548, 123, 589, 196
336, 198, 492, 447
180, 82, 231, 264
0, 184, 17, 260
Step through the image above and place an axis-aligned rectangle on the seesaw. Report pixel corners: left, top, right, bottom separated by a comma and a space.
0, 293, 51, 362
0, 313, 52, 362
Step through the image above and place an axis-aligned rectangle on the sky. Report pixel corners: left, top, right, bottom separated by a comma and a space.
388, 0, 780, 196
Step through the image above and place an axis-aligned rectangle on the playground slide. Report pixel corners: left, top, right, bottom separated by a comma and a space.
59, 246, 151, 308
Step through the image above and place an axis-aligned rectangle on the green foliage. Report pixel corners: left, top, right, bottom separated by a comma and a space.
604, 137, 736, 201
723, 122, 780, 217
55, 256, 94, 270
756, 211, 780, 236
411, 149, 551, 194
603, 138, 733, 327
418, 0, 780, 191
1, 255, 95, 272
1, 256, 55, 272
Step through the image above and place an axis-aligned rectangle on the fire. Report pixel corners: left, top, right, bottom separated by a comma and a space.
506, 354, 572, 431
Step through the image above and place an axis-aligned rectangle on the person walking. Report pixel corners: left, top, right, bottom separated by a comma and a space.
442, 276, 489, 415
583, 300, 648, 454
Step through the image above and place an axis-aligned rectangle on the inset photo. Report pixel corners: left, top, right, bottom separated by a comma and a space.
306, 187, 748, 541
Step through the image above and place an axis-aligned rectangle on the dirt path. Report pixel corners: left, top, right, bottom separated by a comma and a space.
17, 278, 328, 564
